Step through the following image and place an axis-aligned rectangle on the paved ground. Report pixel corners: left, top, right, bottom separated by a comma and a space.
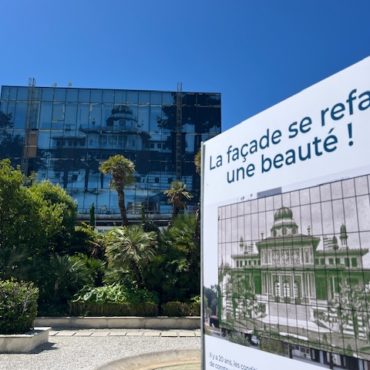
0, 329, 201, 370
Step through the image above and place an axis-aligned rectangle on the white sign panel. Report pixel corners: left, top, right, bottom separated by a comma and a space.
202, 57, 370, 370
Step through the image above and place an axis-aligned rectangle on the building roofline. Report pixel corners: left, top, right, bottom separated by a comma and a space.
0, 84, 221, 96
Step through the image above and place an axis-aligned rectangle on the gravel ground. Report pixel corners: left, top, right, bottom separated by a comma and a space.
0, 331, 201, 370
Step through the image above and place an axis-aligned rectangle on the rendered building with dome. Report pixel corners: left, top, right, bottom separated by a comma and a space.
218, 204, 370, 366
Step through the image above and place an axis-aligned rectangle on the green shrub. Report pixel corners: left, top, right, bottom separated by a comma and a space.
69, 301, 158, 316
161, 300, 200, 316
72, 284, 158, 305
70, 284, 158, 316
0, 280, 39, 334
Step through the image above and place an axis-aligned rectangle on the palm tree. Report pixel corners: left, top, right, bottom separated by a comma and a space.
106, 226, 157, 289
164, 180, 193, 222
99, 155, 135, 226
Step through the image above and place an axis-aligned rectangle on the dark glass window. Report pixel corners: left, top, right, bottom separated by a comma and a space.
139, 91, 150, 105
78, 104, 89, 127
66, 89, 78, 102
39, 102, 53, 129
103, 104, 113, 125
78, 89, 90, 103
150, 106, 162, 133
127, 91, 138, 104
138, 106, 149, 132
54, 89, 66, 101
90, 89, 102, 103
90, 104, 102, 126
1, 86, 10, 99
42, 88, 54, 101
52, 103, 65, 122
17, 87, 28, 101
150, 92, 162, 105
114, 90, 126, 104
183, 93, 196, 106
14, 102, 27, 129
65, 104, 77, 124
162, 92, 175, 105
37, 131, 51, 149
103, 90, 114, 103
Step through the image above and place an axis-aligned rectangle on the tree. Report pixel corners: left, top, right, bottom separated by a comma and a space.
29, 180, 77, 254
99, 155, 135, 226
105, 226, 157, 289
0, 159, 58, 279
164, 180, 192, 222
143, 214, 200, 304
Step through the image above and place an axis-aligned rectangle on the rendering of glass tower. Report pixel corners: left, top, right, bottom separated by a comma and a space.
0, 84, 221, 224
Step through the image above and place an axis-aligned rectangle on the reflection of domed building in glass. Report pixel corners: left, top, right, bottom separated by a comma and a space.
219, 205, 370, 359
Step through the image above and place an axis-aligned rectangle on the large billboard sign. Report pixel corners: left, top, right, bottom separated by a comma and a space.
202, 57, 370, 370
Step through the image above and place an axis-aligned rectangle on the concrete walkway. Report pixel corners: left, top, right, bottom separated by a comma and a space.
0, 329, 201, 370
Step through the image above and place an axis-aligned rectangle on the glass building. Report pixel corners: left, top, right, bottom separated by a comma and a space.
0, 84, 221, 224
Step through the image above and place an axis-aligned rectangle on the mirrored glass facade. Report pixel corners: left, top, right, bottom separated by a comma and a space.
0, 85, 221, 221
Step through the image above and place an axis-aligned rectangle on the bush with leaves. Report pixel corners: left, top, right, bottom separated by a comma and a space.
70, 284, 158, 316
0, 279, 39, 334
70, 223, 106, 258
29, 181, 77, 254
143, 214, 200, 304
161, 297, 200, 316
36, 254, 97, 315
73, 284, 158, 305
105, 226, 157, 289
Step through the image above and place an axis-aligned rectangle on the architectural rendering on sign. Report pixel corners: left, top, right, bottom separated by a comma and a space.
217, 174, 370, 367
0, 84, 220, 223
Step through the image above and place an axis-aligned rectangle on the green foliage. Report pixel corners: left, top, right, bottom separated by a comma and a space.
69, 301, 158, 316
105, 226, 157, 288
99, 155, 135, 189
0, 279, 39, 334
70, 223, 106, 258
30, 181, 76, 227
0, 159, 203, 316
73, 284, 157, 305
164, 180, 192, 220
99, 155, 135, 225
36, 254, 96, 315
29, 180, 77, 254
194, 150, 201, 175
260, 337, 287, 355
161, 300, 200, 316
144, 214, 200, 304
70, 254, 105, 287
0, 160, 56, 279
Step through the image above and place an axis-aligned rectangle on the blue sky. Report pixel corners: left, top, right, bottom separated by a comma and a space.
1, 0, 369, 130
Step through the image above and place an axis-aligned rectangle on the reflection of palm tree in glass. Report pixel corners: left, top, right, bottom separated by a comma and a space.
82, 155, 100, 192
53, 157, 82, 189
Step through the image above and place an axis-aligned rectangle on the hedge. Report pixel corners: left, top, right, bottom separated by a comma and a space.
0, 280, 39, 334
161, 301, 200, 316
69, 301, 158, 316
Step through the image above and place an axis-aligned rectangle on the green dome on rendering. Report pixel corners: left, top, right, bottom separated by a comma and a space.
274, 206, 293, 221
271, 206, 298, 237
